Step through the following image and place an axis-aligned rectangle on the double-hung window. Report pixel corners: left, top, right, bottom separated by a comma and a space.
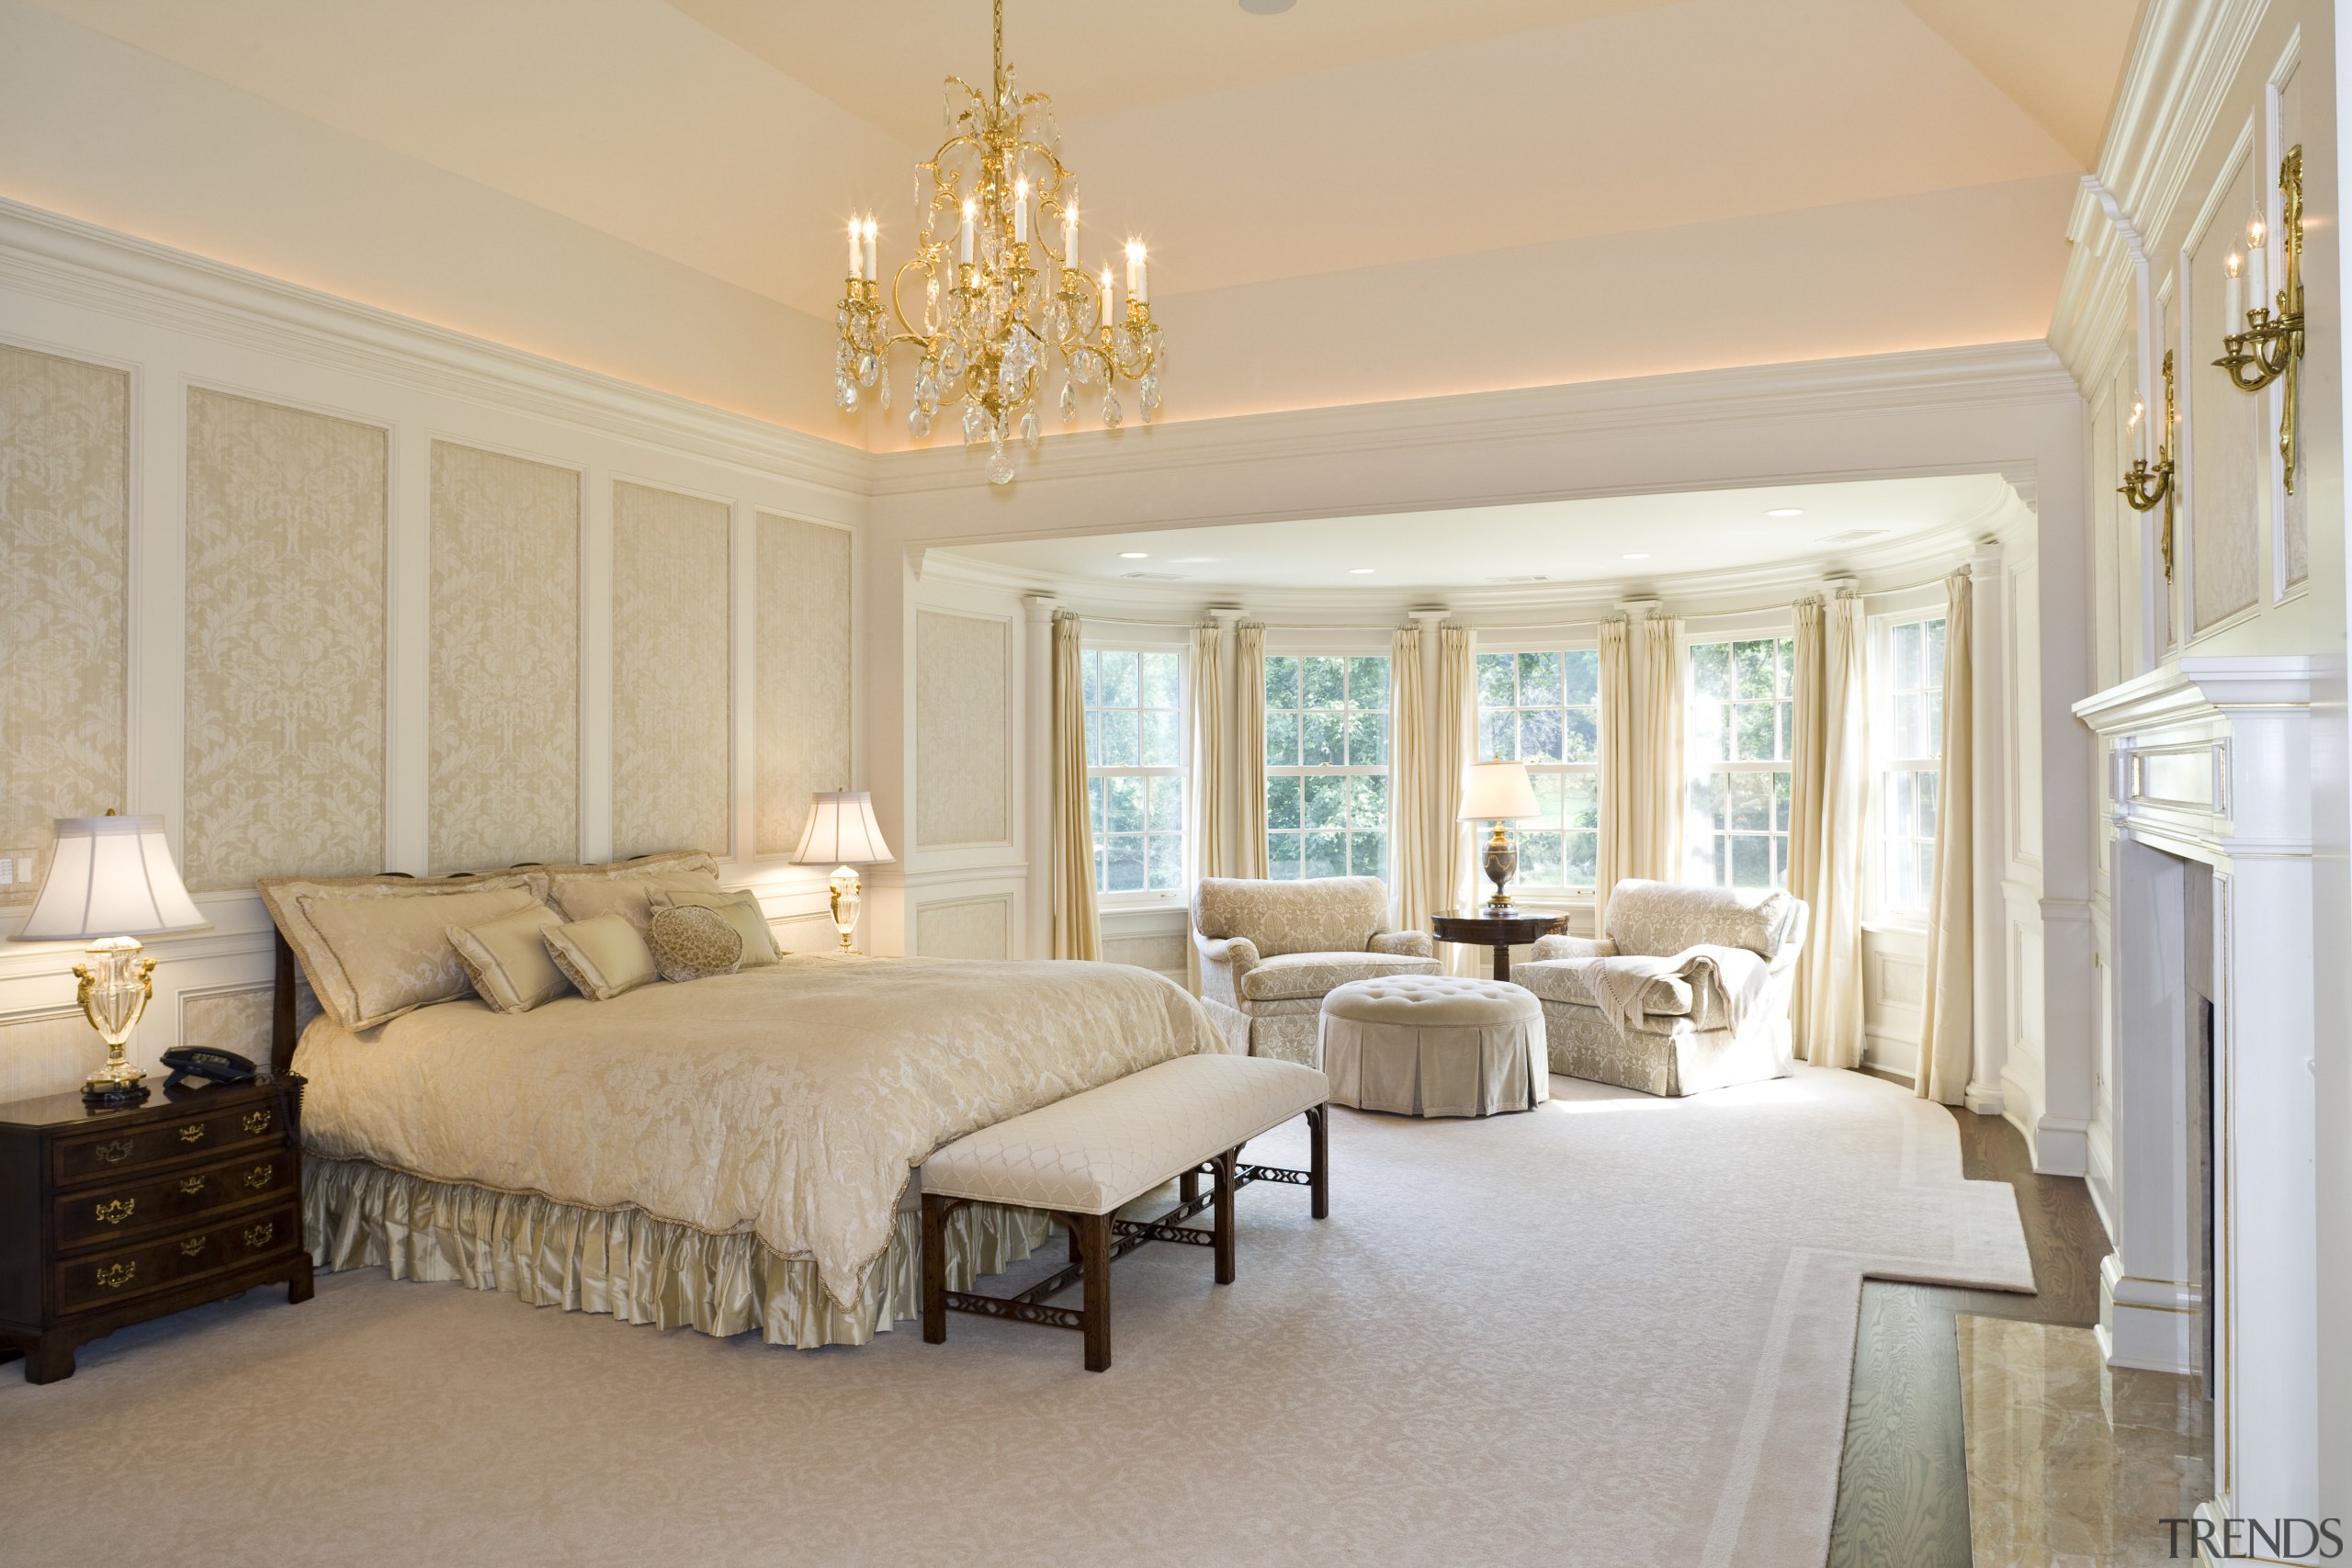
1685, 636, 1795, 888
1263, 653, 1390, 880
1475, 649, 1600, 889
1873, 615, 1946, 914
1082, 648, 1185, 895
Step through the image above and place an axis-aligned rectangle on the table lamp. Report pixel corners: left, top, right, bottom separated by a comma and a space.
790, 792, 895, 954
1458, 761, 1541, 912
9, 814, 209, 1106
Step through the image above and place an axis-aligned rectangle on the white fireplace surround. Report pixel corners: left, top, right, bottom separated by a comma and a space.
2074, 655, 2329, 1536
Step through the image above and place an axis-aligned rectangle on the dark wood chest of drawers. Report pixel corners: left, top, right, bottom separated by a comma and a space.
0, 1076, 311, 1382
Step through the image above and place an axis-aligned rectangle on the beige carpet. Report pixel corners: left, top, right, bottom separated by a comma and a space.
0, 1066, 2029, 1567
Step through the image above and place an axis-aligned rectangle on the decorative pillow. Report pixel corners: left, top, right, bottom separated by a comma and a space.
544, 851, 722, 933
447, 903, 571, 1013
257, 870, 548, 1031
649, 888, 779, 966
542, 913, 659, 1001
648, 904, 744, 983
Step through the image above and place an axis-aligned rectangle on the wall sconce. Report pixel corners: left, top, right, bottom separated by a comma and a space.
2120, 350, 2177, 581
2213, 145, 2305, 491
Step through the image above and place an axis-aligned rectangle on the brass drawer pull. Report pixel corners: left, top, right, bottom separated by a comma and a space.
177, 1175, 207, 1196
243, 1164, 274, 1191
94, 1138, 134, 1165
94, 1197, 135, 1226
242, 1111, 271, 1135
96, 1261, 136, 1291
243, 1222, 275, 1249
179, 1237, 209, 1258
180, 1123, 207, 1144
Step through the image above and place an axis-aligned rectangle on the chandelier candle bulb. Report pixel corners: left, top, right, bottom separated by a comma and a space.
848, 219, 863, 277
2247, 231, 2267, 310
862, 220, 878, 283
1013, 179, 1028, 244
1126, 241, 1148, 306
960, 198, 976, 265
2226, 254, 2243, 323
1062, 202, 1078, 263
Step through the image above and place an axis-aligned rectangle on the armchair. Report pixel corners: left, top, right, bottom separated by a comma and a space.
1192, 876, 1439, 1065
1512, 879, 1809, 1097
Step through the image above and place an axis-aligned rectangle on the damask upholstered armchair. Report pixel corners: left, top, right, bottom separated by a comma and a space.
1192, 876, 1439, 1065
1511, 879, 1809, 1097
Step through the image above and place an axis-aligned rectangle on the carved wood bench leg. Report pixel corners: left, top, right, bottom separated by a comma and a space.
1308, 1103, 1329, 1220
1080, 1212, 1114, 1371
1212, 1148, 1238, 1285
922, 1193, 948, 1344
1181, 1168, 1202, 1205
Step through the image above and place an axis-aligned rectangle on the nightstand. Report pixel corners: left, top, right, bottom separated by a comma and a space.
0, 1075, 311, 1382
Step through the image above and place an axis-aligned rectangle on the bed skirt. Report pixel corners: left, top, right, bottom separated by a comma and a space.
303, 1156, 1054, 1348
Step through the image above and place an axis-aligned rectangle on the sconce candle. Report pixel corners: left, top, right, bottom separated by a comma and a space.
2213, 146, 2307, 491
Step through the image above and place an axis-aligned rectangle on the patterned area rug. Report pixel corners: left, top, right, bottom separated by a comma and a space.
0, 1066, 2030, 1565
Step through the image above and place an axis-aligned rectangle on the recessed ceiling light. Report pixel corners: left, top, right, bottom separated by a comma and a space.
1622, 552, 1651, 560
1349, 567, 1376, 575
1118, 550, 1149, 559
1767, 508, 1805, 518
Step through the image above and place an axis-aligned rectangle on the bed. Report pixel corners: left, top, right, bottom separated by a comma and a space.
261, 857, 1221, 1348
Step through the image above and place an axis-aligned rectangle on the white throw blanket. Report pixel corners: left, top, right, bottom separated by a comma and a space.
1567, 943, 1772, 1039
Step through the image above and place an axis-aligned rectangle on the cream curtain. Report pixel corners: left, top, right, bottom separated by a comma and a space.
1917, 571, 1974, 1104
1233, 622, 1270, 879
1636, 615, 1685, 881
1049, 611, 1102, 961
1189, 622, 1231, 878
1388, 626, 1433, 933
1434, 626, 1478, 972
1790, 594, 1867, 1068
1596, 616, 1636, 931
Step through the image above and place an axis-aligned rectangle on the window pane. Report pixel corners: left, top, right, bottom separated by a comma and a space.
1265, 655, 1300, 709
1562, 649, 1599, 705
1926, 619, 1946, 686
1304, 774, 1346, 829
1730, 773, 1772, 831
1777, 638, 1795, 694
1148, 772, 1185, 829
1735, 702, 1777, 761
1917, 768, 1939, 837
1083, 707, 1101, 768
1099, 650, 1138, 708
1517, 651, 1562, 705
1347, 657, 1389, 706
1303, 656, 1346, 708
1104, 775, 1144, 834
1520, 706, 1564, 762
1889, 771, 1914, 840
1346, 709, 1388, 767
1266, 774, 1302, 831
1529, 772, 1565, 822
1481, 709, 1516, 761
1564, 830, 1598, 888
1305, 829, 1347, 879
1693, 700, 1730, 763
1301, 710, 1345, 766
1478, 652, 1516, 706
1731, 833, 1770, 886
1349, 772, 1388, 829
1265, 710, 1298, 768
1562, 773, 1600, 829
1735, 639, 1775, 699
1520, 829, 1563, 886
1105, 835, 1145, 893
1926, 690, 1944, 755
1773, 769, 1791, 830
1082, 649, 1100, 707
1089, 775, 1106, 835
1147, 833, 1183, 890
1688, 772, 1725, 830
1098, 708, 1138, 767
1141, 708, 1181, 767
1917, 842, 1936, 901
1267, 831, 1300, 879
1691, 641, 1731, 700
1778, 701, 1792, 761
1346, 830, 1385, 878
1562, 707, 1598, 763
1140, 651, 1181, 711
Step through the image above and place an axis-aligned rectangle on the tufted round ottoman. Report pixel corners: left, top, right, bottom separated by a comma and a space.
1319, 976, 1549, 1118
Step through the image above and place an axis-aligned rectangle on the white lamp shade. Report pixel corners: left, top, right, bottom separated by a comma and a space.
1457, 761, 1541, 821
790, 792, 895, 866
13, 816, 208, 942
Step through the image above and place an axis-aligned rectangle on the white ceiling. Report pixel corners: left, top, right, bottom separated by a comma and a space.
938, 473, 2015, 595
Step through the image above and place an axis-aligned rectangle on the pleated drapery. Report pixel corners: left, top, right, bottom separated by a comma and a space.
1789, 594, 1868, 1068
1388, 626, 1434, 934
1233, 622, 1271, 879
1189, 622, 1231, 878
1917, 572, 1975, 1105
1434, 626, 1478, 973
1596, 616, 1637, 931
1636, 615, 1686, 882
1049, 611, 1102, 960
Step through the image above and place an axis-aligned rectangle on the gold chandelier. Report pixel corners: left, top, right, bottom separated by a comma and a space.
833, 0, 1165, 484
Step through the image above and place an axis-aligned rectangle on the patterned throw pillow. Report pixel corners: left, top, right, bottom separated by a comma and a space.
648, 904, 744, 983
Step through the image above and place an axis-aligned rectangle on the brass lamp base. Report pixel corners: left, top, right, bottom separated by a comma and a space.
1482, 821, 1518, 912
76, 935, 154, 1108
827, 866, 864, 955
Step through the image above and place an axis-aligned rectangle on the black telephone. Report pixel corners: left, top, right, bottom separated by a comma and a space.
160, 1046, 260, 1091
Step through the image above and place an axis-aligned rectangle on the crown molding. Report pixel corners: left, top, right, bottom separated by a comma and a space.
0, 197, 873, 501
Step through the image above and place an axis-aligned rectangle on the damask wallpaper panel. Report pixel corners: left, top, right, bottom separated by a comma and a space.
755, 513, 852, 856
0, 344, 129, 905
611, 480, 730, 860
915, 896, 1012, 960
914, 609, 1011, 848
428, 441, 581, 873
179, 985, 275, 1062
185, 389, 388, 891
0, 1010, 104, 1102
2189, 164, 2261, 636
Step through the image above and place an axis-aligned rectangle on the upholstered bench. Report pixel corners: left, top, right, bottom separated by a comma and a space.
1320, 975, 1549, 1117
920, 1053, 1329, 1371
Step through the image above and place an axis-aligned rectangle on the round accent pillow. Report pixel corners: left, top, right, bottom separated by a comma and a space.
648, 903, 744, 983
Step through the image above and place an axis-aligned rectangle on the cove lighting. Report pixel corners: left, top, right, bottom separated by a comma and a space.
1118, 551, 1149, 558
1767, 508, 1805, 518
1349, 568, 1376, 575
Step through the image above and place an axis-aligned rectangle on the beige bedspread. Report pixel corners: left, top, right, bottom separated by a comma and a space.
294, 955, 1221, 1308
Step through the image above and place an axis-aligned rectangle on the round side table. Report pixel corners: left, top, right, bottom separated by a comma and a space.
1430, 909, 1566, 982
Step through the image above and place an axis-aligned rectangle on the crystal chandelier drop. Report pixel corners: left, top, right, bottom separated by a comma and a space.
833, 0, 1165, 484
